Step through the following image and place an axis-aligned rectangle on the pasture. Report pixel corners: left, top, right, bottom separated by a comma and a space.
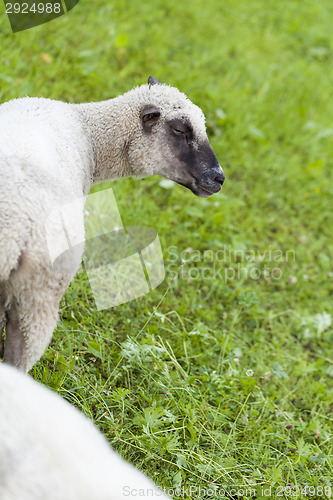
1, 0, 332, 497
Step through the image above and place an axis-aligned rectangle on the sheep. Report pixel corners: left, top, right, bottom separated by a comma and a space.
0, 76, 225, 372
0, 362, 171, 500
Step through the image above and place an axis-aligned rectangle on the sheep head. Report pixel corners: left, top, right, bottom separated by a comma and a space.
129, 77, 225, 198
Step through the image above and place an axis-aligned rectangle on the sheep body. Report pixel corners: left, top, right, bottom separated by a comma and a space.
0, 363, 170, 500
0, 79, 223, 371
0, 98, 93, 369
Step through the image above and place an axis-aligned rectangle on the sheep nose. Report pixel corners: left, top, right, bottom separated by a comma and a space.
213, 166, 225, 186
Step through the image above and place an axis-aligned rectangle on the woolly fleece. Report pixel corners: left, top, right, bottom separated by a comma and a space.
0, 363, 170, 500
0, 82, 211, 371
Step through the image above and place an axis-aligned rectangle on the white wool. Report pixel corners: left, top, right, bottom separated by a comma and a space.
0, 363, 170, 500
0, 82, 211, 372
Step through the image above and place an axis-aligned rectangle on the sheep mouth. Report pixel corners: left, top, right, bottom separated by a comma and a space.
187, 176, 223, 197
164, 172, 223, 197
173, 178, 220, 197
192, 181, 221, 197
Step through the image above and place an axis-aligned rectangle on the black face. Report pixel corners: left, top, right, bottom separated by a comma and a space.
140, 102, 225, 198
164, 117, 225, 197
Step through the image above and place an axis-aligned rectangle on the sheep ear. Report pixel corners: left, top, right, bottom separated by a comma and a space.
148, 76, 162, 87
141, 105, 161, 130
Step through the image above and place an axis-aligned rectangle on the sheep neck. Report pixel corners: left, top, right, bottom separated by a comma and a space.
77, 95, 137, 185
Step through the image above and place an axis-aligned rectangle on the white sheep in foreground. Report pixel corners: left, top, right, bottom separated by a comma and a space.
0, 76, 225, 372
0, 363, 171, 500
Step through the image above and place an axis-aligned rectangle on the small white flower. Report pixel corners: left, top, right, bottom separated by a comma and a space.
314, 312, 332, 335
246, 369, 254, 377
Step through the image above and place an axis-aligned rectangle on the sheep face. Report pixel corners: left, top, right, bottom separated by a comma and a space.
159, 114, 225, 198
135, 78, 225, 198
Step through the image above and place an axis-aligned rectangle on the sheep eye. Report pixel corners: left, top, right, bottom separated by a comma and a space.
172, 128, 185, 136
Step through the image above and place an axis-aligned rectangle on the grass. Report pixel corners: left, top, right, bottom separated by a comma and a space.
1, 0, 333, 497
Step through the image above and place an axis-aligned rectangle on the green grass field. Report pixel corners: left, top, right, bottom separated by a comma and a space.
1, 0, 333, 497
